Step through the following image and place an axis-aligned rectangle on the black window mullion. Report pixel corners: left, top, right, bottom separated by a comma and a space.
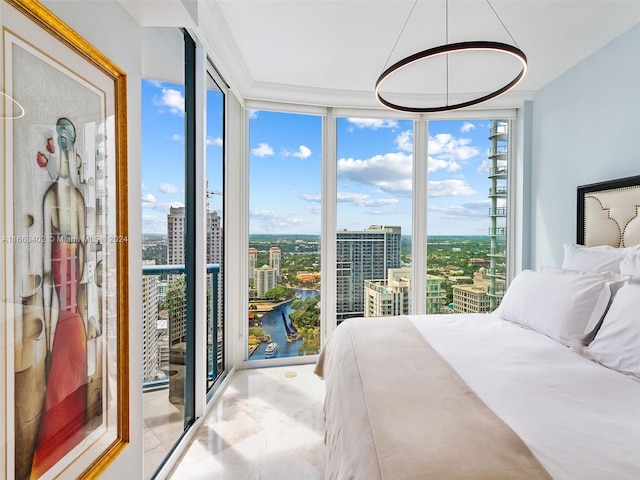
183, 29, 196, 428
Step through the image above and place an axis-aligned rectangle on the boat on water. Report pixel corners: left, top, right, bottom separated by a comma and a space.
265, 342, 278, 358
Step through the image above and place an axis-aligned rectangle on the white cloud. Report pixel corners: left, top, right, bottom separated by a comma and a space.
461, 122, 476, 133
429, 200, 490, 220
426, 133, 480, 173
250, 209, 305, 231
142, 193, 156, 203
248, 110, 258, 119
301, 193, 321, 202
395, 130, 413, 152
427, 179, 475, 197
142, 200, 185, 213
154, 88, 185, 116
302, 191, 400, 207
171, 134, 183, 142
347, 118, 398, 130
337, 152, 412, 195
158, 183, 180, 194
476, 159, 492, 174
306, 205, 322, 215
207, 136, 223, 147
337, 192, 399, 207
429, 133, 479, 161
292, 145, 312, 159
252, 142, 274, 157
142, 214, 167, 234
428, 156, 449, 173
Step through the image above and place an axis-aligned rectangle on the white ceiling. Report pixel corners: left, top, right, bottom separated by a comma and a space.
126, 0, 640, 111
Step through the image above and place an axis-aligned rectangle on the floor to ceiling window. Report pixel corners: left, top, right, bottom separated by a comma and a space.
140, 27, 187, 480
247, 110, 322, 361
426, 119, 509, 314
140, 29, 228, 479
205, 70, 225, 392
335, 116, 414, 322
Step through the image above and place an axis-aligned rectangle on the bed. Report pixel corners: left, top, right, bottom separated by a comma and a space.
315, 175, 640, 479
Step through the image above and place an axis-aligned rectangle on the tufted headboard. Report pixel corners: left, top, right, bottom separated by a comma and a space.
577, 175, 640, 247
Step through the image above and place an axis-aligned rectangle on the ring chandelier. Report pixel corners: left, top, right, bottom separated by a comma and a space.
375, 0, 528, 113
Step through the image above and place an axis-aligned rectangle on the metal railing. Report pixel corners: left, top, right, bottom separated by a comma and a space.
489, 166, 507, 177
141, 264, 220, 391
489, 187, 508, 197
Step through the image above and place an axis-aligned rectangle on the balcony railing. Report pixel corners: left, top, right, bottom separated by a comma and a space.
490, 123, 509, 137
488, 227, 507, 236
489, 187, 507, 197
489, 207, 507, 217
489, 166, 507, 177
141, 263, 221, 392
489, 145, 508, 157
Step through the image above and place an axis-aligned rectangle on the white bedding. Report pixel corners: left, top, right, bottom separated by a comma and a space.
407, 313, 640, 480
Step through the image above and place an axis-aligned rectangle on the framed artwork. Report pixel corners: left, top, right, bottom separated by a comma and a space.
1, 0, 129, 478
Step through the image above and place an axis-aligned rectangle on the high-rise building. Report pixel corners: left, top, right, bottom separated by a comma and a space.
207, 210, 223, 264
426, 274, 447, 314
255, 265, 277, 298
248, 247, 257, 281
142, 260, 159, 382
167, 206, 223, 265
488, 121, 508, 310
364, 267, 410, 317
269, 246, 281, 279
452, 269, 496, 313
167, 206, 185, 265
364, 268, 446, 317
336, 225, 401, 322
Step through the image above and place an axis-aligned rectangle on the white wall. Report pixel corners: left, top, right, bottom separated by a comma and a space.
530, 23, 640, 268
40, 1, 144, 478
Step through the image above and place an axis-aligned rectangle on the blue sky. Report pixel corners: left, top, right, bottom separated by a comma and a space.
141, 79, 223, 234
142, 80, 500, 236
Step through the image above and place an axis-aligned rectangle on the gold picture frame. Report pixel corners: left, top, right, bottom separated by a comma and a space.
1, 0, 129, 478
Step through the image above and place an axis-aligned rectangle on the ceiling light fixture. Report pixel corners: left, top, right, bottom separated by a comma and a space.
375, 0, 527, 113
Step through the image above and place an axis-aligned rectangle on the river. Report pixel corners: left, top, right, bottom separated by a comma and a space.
253, 288, 319, 359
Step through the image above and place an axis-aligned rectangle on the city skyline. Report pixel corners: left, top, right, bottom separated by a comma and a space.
141, 79, 502, 236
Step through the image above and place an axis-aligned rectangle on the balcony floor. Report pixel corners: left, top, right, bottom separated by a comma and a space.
168, 364, 326, 479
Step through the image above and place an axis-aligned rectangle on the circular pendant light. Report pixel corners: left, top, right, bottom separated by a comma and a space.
375, 41, 527, 113
375, 0, 527, 113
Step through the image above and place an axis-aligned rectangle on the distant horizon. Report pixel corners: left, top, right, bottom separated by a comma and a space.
143, 232, 492, 239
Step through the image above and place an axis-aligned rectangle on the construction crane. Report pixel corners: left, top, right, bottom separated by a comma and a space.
206, 181, 222, 211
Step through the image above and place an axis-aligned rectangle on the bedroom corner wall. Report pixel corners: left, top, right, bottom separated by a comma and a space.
530, 23, 640, 269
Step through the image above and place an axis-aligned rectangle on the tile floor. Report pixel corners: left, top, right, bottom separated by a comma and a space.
143, 387, 185, 479
168, 364, 326, 480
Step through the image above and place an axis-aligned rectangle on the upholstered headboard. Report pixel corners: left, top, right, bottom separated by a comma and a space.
578, 175, 640, 247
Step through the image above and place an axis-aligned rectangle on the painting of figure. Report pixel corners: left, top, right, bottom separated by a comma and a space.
10, 35, 107, 480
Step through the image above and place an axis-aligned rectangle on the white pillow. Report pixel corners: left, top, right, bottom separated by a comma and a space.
561, 242, 640, 273
585, 279, 640, 381
495, 269, 617, 346
619, 253, 640, 277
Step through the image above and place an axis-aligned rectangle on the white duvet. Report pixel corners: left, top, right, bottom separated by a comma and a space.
407, 314, 640, 480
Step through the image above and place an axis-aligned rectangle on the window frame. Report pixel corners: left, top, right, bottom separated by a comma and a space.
236, 101, 520, 363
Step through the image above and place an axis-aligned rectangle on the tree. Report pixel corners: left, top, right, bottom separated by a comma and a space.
263, 285, 294, 302
162, 276, 186, 344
